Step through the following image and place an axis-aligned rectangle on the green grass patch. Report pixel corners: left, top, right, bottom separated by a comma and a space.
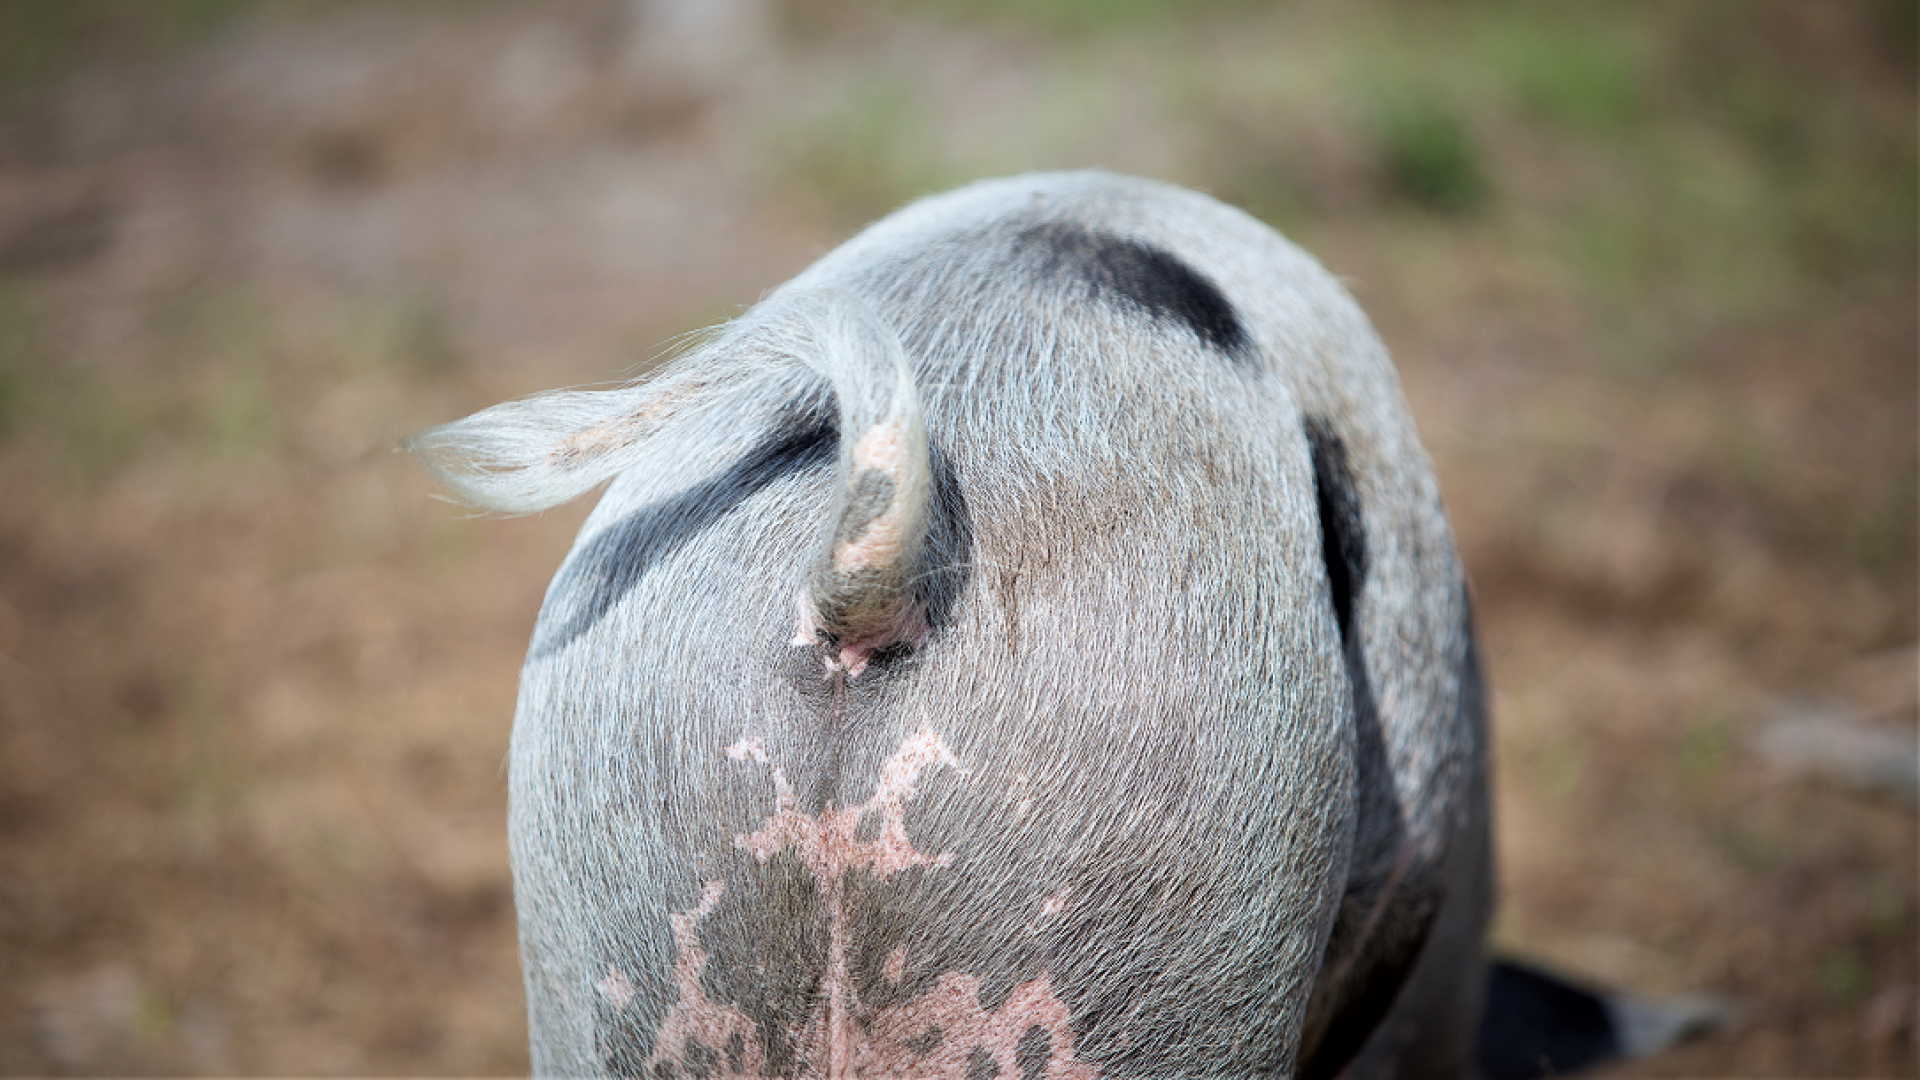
206, 365, 278, 459
0, 287, 37, 441
1676, 712, 1734, 792
316, 293, 459, 383
820, 0, 1260, 37
171, 668, 242, 826
165, 292, 288, 462
1564, 205, 1653, 305
1843, 480, 1918, 582
51, 377, 156, 480
1816, 948, 1870, 1005
916, 0, 1185, 33
771, 79, 953, 228
0, 287, 164, 480
1533, 738, 1586, 804
0, 0, 268, 97
1481, 11, 1645, 135
1717, 413, 1779, 494
1366, 91, 1490, 214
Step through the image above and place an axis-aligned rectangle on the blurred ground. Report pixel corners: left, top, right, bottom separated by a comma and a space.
0, 0, 1912, 1074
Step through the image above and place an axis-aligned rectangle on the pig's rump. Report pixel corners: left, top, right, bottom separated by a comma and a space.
411, 171, 1485, 1078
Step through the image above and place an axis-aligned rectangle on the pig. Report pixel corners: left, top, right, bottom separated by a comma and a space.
409, 170, 1493, 1078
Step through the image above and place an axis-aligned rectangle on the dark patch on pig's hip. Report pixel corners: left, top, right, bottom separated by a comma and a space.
528, 422, 834, 661
1297, 899, 1441, 1080
1306, 418, 1367, 647
1297, 415, 1447, 1080
1012, 220, 1249, 357
1293, 648, 1439, 1080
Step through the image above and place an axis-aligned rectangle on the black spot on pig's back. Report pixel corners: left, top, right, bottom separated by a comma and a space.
1014, 221, 1248, 357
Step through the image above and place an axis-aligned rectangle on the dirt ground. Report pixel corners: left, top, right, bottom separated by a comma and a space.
0, 1, 1912, 1075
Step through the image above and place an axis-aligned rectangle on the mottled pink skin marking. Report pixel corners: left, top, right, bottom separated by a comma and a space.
857, 972, 1097, 1080
726, 736, 771, 765
730, 728, 958, 878
1011, 771, 1036, 822
733, 726, 960, 878
647, 880, 767, 1075
867, 725, 966, 811
595, 965, 636, 1011
647, 729, 1099, 1077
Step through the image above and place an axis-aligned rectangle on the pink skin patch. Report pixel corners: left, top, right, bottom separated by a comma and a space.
595, 965, 636, 1011
857, 971, 1095, 1080
647, 880, 769, 1076
644, 730, 1098, 1077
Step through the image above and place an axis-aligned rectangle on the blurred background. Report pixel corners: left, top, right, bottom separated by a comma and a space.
0, 0, 1912, 1074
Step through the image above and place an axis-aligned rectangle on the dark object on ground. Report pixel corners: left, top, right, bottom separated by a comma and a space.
1479, 959, 1731, 1080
